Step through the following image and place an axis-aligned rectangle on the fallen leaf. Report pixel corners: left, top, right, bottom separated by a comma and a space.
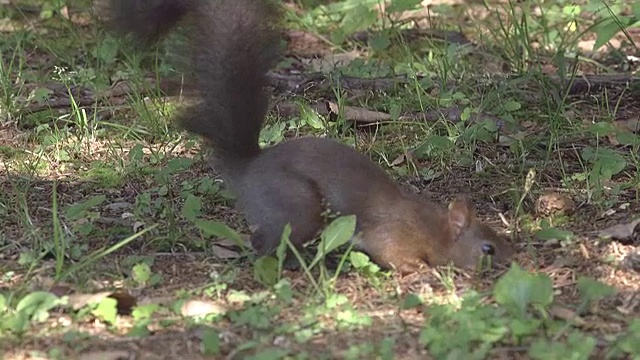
78, 350, 132, 360
284, 30, 331, 57
103, 202, 133, 212
70, 12, 92, 26
536, 193, 576, 216
216, 234, 252, 248
67, 290, 137, 314
614, 117, 640, 133
498, 131, 527, 147
621, 251, 640, 273
211, 244, 241, 259
309, 51, 361, 73
549, 306, 586, 326
598, 218, 640, 242
138, 296, 174, 306
67, 291, 114, 310
60, 6, 69, 19
609, 117, 640, 145
180, 300, 227, 317
49, 283, 75, 297
540, 64, 558, 74
390, 151, 414, 167
327, 102, 391, 124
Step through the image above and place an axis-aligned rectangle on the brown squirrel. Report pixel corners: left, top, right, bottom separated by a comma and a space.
106, 0, 515, 273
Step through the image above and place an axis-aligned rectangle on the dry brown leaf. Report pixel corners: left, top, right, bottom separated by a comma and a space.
49, 283, 75, 297
614, 117, 640, 133
549, 306, 586, 326
391, 154, 407, 167
598, 218, 640, 242
308, 51, 362, 73
535, 193, 576, 216
70, 12, 93, 26
498, 131, 527, 147
78, 350, 132, 360
67, 291, 115, 310
67, 290, 137, 314
284, 30, 331, 57
180, 300, 227, 317
540, 64, 558, 74
274, 102, 330, 119
211, 244, 241, 259
60, 6, 70, 19
138, 296, 174, 306
216, 234, 251, 248
327, 102, 391, 124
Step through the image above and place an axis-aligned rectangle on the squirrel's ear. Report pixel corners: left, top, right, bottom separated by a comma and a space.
447, 196, 475, 238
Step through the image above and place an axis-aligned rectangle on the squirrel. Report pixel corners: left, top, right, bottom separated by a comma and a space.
106, 0, 515, 274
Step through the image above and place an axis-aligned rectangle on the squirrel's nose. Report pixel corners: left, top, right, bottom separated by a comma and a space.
481, 243, 496, 256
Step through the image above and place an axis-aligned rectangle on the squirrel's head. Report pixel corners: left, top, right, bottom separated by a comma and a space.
444, 196, 515, 270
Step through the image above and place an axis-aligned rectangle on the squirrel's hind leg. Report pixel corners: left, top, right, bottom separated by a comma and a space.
238, 177, 324, 268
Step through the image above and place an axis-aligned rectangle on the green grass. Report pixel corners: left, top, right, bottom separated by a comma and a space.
1, 0, 640, 359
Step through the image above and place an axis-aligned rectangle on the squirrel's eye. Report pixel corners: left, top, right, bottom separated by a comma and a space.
482, 243, 495, 256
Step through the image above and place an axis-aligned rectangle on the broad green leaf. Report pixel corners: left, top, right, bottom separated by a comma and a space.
253, 256, 279, 286
586, 122, 615, 136
132, 304, 160, 321
529, 331, 596, 360
301, 106, 324, 130
387, 0, 422, 13
201, 327, 220, 355
535, 228, 574, 242
16, 291, 61, 323
167, 157, 193, 172
613, 319, 640, 356
577, 277, 616, 304
245, 348, 289, 360
182, 194, 202, 222
493, 264, 553, 317
349, 251, 372, 269
92, 297, 118, 325
319, 215, 356, 254
132, 263, 152, 285
370, 33, 391, 51
503, 100, 522, 112
593, 17, 639, 51
340, 4, 377, 35
401, 294, 423, 309
65, 195, 106, 220
194, 220, 245, 248
274, 279, 293, 303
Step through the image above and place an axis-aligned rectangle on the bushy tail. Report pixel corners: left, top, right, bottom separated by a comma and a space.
105, 0, 190, 46
107, 0, 282, 165
175, 0, 282, 163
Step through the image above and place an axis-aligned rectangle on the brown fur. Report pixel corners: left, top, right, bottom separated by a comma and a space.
106, 0, 515, 272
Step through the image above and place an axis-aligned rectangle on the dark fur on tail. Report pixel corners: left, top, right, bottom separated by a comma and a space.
106, 0, 282, 166
175, 0, 282, 163
106, 0, 190, 45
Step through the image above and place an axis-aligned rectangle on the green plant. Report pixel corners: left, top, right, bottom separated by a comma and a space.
253, 215, 356, 296
588, 1, 640, 51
